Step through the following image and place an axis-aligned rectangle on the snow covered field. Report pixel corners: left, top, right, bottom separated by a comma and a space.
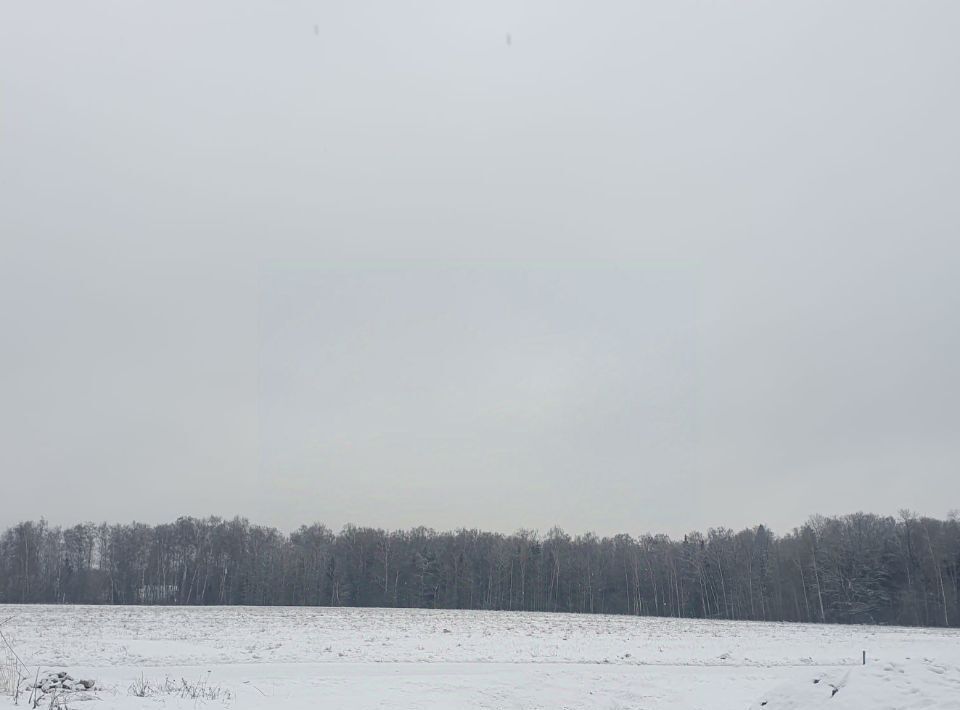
1, 605, 958, 709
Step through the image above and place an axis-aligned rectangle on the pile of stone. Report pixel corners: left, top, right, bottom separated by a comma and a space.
31, 671, 95, 694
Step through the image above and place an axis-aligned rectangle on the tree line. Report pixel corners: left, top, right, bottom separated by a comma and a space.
1, 512, 957, 627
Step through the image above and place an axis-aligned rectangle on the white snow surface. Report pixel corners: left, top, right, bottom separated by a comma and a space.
1, 605, 958, 709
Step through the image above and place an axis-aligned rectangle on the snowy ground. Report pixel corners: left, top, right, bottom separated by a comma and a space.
1, 605, 958, 709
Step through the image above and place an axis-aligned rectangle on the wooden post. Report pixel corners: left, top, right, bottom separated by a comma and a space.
862, 650, 866, 665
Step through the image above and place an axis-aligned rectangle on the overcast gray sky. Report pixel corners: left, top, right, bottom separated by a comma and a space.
2, 1, 958, 537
